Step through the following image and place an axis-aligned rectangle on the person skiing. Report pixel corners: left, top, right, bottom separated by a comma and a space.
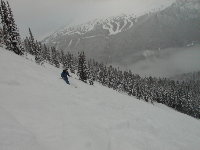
61, 69, 71, 84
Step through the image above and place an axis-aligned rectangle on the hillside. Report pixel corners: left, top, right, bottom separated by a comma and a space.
0, 48, 200, 150
44, 0, 200, 66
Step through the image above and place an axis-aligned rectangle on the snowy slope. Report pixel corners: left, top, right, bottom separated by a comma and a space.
0, 48, 200, 150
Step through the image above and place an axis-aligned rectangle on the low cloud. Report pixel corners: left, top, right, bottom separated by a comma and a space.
127, 46, 200, 77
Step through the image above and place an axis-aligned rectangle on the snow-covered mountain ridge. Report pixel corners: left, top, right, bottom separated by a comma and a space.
43, 14, 136, 43
44, 0, 200, 45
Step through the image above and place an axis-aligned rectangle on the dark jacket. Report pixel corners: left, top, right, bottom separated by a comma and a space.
61, 70, 70, 79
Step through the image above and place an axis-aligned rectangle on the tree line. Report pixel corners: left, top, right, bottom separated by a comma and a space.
86, 60, 200, 119
0, 0, 199, 119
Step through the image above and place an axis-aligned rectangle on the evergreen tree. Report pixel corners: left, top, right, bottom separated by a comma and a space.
51, 47, 60, 68
87, 59, 95, 85
24, 37, 31, 54
35, 41, 44, 64
60, 50, 65, 66
0, 0, 23, 55
27, 28, 36, 55
45, 44, 51, 63
0, 0, 10, 49
0, 27, 3, 45
71, 55, 78, 74
43, 44, 51, 63
6, 1, 24, 55
78, 52, 88, 82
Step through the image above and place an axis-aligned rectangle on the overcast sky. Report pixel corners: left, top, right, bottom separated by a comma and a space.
7, 0, 174, 39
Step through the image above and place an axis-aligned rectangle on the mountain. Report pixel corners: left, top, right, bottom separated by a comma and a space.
43, 0, 200, 67
1, 48, 200, 150
43, 14, 137, 62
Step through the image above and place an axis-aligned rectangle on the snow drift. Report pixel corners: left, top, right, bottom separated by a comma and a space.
0, 48, 200, 150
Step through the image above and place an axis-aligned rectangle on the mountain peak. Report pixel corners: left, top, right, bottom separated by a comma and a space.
43, 13, 137, 44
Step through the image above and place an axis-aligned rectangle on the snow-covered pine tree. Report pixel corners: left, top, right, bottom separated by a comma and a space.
44, 44, 51, 63
66, 52, 72, 70
0, 0, 10, 50
0, 27, 3, 45
23, 37, 31, 54
97, 63, 104, 84
62, 54, 68, 69
70, 54, 78, 74
60, 50, 65, 66
56, 50, 61, 64
78, 52, 88, 82
70, 53, 76, 73
106, 66, 114, 88
35, 41, 44, 64
87, 59, 95, 85
0, 0, 23, 55
102, 66, 108, 86
6, 1, 23, 55
116, 69, 124, 91
42, 44, 48, 62
111, 68, 118, 90
28, 28, 37, 55
51, 46, 60, 68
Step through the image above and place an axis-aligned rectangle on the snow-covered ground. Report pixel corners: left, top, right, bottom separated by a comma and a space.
0, 48, 200, 150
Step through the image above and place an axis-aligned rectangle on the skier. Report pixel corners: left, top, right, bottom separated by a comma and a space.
61, 69, 71, 84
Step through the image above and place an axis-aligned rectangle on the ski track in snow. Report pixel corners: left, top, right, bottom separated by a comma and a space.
0, 48, 200, 150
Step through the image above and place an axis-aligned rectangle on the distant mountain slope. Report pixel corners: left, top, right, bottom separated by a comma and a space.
172, 71, 200, 81
43, 14, 137, 62
44, 0, 200, 65
1, 48, 200, 150
45, 14, 136, 38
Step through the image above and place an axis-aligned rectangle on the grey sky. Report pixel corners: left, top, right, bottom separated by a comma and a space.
7, 0, 174, 39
